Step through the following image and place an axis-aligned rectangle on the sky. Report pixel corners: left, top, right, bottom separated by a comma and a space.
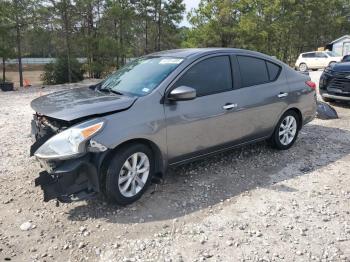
179, 0, 200, 27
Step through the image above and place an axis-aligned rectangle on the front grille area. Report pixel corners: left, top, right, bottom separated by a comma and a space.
327, 72, 350, 95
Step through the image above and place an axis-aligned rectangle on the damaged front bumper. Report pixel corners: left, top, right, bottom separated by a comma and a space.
30, 114, 106, 203
34, 155, 100, 203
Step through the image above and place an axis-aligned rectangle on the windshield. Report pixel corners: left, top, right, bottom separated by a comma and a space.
100, 56, 184, 96
326, 51, 338, 57
342, 55, 350, 62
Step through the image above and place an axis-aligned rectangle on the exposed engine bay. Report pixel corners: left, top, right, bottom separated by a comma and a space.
30, 113, 71, 157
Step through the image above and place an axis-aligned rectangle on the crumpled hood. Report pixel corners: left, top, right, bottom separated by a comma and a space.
31, 87, 137, 121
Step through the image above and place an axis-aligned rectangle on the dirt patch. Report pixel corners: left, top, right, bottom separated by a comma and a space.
0, 73, 349, 261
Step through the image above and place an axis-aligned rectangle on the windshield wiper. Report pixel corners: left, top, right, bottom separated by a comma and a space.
98, 87, 124, 96
106, 88, 124, 96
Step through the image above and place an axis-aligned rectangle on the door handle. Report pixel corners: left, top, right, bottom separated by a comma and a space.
223, 103, 237, 110
277, 92, 288, 98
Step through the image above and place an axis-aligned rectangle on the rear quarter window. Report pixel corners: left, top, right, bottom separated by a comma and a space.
266, 61, 281, 81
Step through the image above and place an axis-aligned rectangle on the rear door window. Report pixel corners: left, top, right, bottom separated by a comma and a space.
174, 56, 233, 96
302, 53, 316, 58
316, 52, 327, 58
236, 56, 281, 87
237, 56, 269, 87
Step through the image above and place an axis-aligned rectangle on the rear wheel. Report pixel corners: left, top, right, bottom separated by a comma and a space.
104, 144, 154, 205
269, 111, 300, 150
299, 63, 308, 72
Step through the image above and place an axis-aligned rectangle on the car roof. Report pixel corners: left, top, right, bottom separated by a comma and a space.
145, 48, 285, 67
301, 51, 326, 54
149, 48, 263, 58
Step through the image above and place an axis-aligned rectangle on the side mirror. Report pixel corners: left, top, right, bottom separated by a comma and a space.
168, 86, 196, 101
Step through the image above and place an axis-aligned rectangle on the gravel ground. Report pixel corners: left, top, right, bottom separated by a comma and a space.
0, 72, 349, 262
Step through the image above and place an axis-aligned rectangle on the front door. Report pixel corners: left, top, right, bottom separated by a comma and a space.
164, 55, 238, 162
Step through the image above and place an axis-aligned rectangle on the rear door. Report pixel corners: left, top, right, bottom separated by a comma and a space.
315, 52, 329, 68
304, 52, 316, 68
229, 55, 289, 140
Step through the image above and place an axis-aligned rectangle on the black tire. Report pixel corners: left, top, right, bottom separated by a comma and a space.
104, 143, 154, 205
269, 110, 300, 150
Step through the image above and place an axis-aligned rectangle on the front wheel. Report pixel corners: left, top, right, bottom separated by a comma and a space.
269, 111, 300, 150
104, 144, 154, 205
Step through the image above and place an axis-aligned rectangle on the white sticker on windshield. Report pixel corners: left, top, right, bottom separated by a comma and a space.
159, 58, 183, 64
142, 88, 150, 93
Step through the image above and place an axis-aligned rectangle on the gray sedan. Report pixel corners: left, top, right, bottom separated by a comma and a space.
30, 48, 317, 205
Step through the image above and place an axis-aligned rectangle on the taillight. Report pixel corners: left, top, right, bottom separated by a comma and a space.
306, 81, 316, 90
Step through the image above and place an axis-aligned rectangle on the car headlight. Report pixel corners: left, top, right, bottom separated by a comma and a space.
34, 119, 105, 160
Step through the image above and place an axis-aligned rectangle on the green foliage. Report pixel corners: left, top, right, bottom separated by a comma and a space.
185, 0, 350, 64
42, 57, 84, 85
2, 0, 350, 83
0, 1, 15, 82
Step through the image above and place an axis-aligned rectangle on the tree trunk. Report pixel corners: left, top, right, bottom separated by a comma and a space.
2, 57, 5, 82
119, 17, 124, 66
87, 2, 95, 78
63, 0, 72, 83
145, 18, 148, 53
157, 0, 161, 51
16, 25, 23, 87
154, 0, 158, 50
14, 0, 23, 87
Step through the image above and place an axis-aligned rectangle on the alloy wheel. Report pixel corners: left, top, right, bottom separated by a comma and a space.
299, 63, 307, 72
278, 115, 297, 146
118, 152, 150, 198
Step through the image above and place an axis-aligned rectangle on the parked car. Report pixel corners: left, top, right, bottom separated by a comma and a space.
341, 54, 350, 62
30, 48, 317, 205
295, 51, 342, 72
319, 62, 350, 102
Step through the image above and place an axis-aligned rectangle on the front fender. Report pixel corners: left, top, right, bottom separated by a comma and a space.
92, 93, 168, 169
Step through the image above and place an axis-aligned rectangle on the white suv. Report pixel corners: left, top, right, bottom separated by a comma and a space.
295, 51, 342, 72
